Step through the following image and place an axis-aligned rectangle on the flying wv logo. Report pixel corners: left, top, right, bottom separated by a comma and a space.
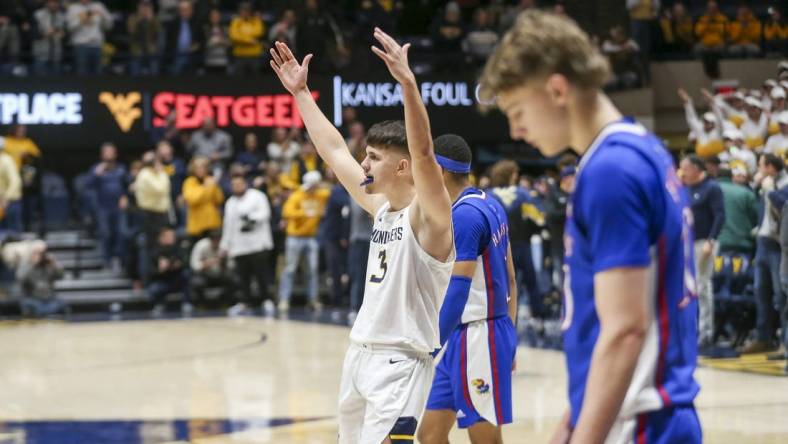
99, 92, 142, 132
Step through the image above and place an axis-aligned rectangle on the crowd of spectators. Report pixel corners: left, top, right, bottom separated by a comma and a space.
0, 1, 781, 85
675, 61, 788, 355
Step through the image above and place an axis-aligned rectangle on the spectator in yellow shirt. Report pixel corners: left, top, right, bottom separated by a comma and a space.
694, 1, 727, 55
228, 2, 264, 76
284, 138, 323, 190
277, 170, 330, 311
4, 125, 41, 170
4, 125, 43, 233
727, 5, 762, 57
764, 7, 787, 55
182, 156, 224, 241
0, 136, 22, 233
659, 2, 694, 55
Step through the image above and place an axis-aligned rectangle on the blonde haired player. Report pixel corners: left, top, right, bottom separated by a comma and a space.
480, 10, 701, 444
270, 28, 454, 443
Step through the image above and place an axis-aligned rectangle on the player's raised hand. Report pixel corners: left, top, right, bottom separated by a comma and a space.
371, 27, 414, 85
270, 41, 313, 95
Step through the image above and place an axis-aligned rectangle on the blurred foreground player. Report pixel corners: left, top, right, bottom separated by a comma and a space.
480, 10, 701, 444
419, 134, 518, 444
270, 27, 454, 443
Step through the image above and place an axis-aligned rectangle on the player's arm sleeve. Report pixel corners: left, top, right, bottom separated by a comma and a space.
438, 275, 472, 347
436, 205, 488, 346
578, 150, 656, 273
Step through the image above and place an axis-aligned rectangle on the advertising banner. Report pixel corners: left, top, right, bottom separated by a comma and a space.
0, 75, 509, 153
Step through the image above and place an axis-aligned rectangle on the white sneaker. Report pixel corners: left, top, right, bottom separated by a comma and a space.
227, 303, 248, 317
181, 302, 194, 316
277, 300, 290, 312
262, 300, 275, 315
347, 311, 357, 326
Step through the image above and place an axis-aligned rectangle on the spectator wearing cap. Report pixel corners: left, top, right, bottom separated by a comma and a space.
714, 91, 748, 128
182, 157, 224, 243
278, 170, 330, 311
741, 96, 769, 150
229, 2, 264, 76
680, 155, 725, 348
0, 136, 22, 234
762, 79, 778, 111
740, 154, 788, 354
718, 167, 758, 256
32, 0, 66, 75
66, 0, 112, 75
189, 229, 235, 304
719, 128, 756, 175
220, 174, 274, 315
765, 111, 788, 157
764, 7, 787, 56
768, 88, 786, 135
127, 0, 162, 75
727, 5, 762, 58
678, 87, 724, 156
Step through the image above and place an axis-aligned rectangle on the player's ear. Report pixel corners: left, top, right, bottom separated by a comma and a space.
396, 157, 409, 176
545, 73, 570, 107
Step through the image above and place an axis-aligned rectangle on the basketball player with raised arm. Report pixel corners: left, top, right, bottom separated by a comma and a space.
270, 28, 454, 444
417, 134, 518, 444
479, 10, 701, 444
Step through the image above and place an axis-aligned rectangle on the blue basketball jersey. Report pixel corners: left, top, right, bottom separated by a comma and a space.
426, 187, 516, 428
452, 187, 511, 323
563, 119, 700, 427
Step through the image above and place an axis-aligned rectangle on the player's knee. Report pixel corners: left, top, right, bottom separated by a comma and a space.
416, 427, 446, 444
388, 416, 417, 444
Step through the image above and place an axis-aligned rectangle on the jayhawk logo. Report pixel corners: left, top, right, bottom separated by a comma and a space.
471, 378, 490, 395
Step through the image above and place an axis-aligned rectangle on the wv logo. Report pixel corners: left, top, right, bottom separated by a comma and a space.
99, 92, 142, 132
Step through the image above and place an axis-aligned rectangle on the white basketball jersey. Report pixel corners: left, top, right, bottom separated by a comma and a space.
349, 202, 454, 353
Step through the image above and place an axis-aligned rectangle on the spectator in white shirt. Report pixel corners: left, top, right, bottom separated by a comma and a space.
266, 127, 301, 173
66, 0, 112, 75
220, 175, 274, 315
765, 111, 788, 157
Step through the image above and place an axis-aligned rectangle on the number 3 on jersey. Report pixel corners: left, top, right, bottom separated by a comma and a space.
369, 249, 388, 283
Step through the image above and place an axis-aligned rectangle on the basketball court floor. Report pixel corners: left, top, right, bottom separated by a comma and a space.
1, 313, 787, 443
